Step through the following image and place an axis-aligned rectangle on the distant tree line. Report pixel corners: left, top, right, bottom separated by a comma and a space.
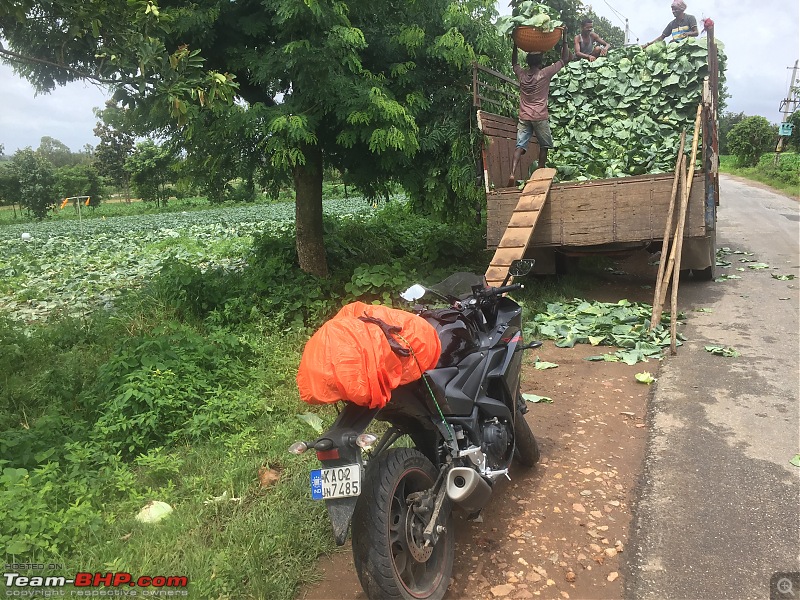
719, 110, 799, 166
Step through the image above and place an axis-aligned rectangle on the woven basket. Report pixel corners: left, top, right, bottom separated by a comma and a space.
512, 26, 564, 53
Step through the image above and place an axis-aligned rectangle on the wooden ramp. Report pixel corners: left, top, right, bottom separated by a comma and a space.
485, 168, 556, 287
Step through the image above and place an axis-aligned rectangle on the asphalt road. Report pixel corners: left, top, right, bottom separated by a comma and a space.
627, 175, 800, 600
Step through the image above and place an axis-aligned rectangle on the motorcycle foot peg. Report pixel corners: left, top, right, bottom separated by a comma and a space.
446, 467, 492, 513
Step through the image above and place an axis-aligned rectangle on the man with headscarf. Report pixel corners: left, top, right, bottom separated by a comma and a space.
642, 1, 698, 47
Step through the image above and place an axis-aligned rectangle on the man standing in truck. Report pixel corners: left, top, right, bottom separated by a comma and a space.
643, 0, 699, 47
507, 32, 571, 188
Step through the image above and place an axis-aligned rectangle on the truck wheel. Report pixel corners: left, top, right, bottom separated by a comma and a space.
352, 448, 454, 600
693, 266, 715, 281
514, 410, 540, 467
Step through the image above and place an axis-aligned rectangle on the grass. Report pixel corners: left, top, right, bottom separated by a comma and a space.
719, 152, 800, 198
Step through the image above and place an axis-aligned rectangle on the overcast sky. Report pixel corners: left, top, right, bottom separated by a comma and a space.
1, 0, 798, 154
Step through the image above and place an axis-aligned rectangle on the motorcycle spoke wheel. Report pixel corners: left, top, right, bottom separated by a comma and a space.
353, 448, 454, 600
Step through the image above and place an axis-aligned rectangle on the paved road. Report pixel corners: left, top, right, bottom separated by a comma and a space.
627, 175, 800, 600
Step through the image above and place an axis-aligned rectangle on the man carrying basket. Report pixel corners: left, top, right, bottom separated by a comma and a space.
507, 29, 571, 187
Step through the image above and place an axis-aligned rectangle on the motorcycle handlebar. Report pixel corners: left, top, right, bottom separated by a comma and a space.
483, 283, 523, 296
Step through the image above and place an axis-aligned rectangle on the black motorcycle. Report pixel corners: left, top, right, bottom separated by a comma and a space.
289, 260, 541, 600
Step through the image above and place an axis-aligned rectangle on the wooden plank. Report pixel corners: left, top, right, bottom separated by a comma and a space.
485, 266, 508, 283
485, 169, 556, 286
490, 247, 526, 267
498, 227, 536, 248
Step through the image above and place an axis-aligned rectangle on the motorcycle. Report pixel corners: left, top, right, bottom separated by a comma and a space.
289, 260, 541, 600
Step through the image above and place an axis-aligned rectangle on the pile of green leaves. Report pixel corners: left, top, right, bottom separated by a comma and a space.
496, 2, 564, 36
548, 37, 727, 181
524, 298, 684, 364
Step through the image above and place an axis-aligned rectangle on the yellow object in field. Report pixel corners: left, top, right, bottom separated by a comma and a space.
60, 198, 68, 209
84, 197, 90, 206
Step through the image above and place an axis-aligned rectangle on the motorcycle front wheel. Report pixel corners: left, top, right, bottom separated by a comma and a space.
514, 409, 541, 467
351, 448, 454, 600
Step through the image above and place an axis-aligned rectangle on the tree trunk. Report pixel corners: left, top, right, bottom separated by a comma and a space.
293, 143, 328, 277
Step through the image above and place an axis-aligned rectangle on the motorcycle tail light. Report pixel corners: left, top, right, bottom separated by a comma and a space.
356, 434, 378, 449
316, 448, 340, 460
288, 441, 308, 455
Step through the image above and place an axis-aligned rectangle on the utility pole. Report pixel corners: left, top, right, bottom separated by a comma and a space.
775, 60, 799, 161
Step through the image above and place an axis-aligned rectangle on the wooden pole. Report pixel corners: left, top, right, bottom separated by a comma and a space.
670, 104, 703, 355
650, 130, 687, 330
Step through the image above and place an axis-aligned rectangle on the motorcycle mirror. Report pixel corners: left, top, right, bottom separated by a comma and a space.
400, 284, 427, 302
509, 259, 535, 277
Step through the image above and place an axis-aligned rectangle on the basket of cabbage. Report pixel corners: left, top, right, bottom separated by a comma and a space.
496, 2, 564, 52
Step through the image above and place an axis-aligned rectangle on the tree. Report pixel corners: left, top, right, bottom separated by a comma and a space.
1, 0, 507, 277
125, 140, 177, 207
55, 164, 104, 206
718, 111, 746, 155
10, 148, 57, 219
36, 136, 75, 168
727, 115, 775, 167
93, 102, 135, 199
0, 162, 21, 217
577, 10, 625, 48
787, 111, 800, 151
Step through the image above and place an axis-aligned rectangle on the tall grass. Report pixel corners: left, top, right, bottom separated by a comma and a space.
719, 152, 800, 197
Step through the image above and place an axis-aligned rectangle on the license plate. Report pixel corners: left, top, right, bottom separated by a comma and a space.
310, 464, 361, 500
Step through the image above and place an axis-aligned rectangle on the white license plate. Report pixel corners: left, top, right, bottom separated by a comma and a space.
310, 464, 361, 500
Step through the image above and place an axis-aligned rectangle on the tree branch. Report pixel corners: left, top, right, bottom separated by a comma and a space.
0, 47, 118, 85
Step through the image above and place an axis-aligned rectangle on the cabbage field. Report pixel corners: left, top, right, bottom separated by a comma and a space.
0, 200, 375, 323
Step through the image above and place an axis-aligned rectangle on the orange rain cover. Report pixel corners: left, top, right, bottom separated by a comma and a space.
297, 302, 442, 409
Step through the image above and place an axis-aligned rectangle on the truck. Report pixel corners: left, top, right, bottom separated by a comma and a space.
474, 28, 722, 282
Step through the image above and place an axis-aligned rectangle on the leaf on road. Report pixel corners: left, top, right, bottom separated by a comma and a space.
772, 274, 796, 281
635, 372, 656, 384
704, 345, 740, 357
747, 263, 770, 270
693, 307, 713, 312
298, 412, 324, 434
523, 393, 553, 404
534, 360, 559, 370
790, 454, 800, 468
715, 274, 742, 281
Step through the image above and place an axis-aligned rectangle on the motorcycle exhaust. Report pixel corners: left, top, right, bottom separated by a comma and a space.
446, 466, 492, 513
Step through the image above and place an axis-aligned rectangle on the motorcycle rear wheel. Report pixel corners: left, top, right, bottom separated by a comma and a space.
352, 448, 454, 600
514, 410, 541, 467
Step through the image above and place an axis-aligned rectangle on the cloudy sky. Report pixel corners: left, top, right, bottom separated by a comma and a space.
1, 0, 798, 154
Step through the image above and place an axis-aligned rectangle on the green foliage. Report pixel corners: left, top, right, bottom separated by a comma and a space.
787, 111, 800, 151
54, 164, 105, 205
719, 152, 800, 195
93, 103, 135, 191
90, 323, 254, 455
727, 115, 776, 167
344, 263, 414, 305
718, 111, 746, 154
9, 148, 57, 219
525, 298, 685, 363
125, 140, 178, 206
549, 37, 728, 180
